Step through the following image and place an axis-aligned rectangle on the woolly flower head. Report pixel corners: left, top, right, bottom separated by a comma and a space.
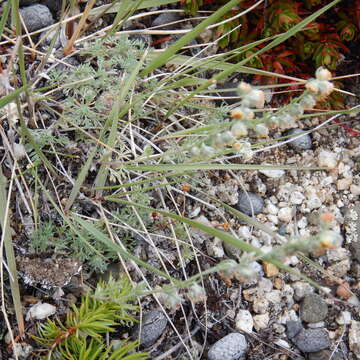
315, 67, 332, 81
305, 67, 334, 98
319, 230, 343, 249
231, 121, 248, 137
237, 81, 252, 96
242, 89, 265, 109
236, 82, 265, 109
187, 283, 207, 303
230, 106, 254, 121
158, 288, 183, 309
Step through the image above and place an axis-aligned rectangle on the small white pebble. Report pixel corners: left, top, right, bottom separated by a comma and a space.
235, 310, 254, 333
336, 311, 352, 325
253, 313, 269, 330
278, 207, 293, 223
274, 339, 290, 349
26, 302, 56, 320
350, 184, 360, 196
267, 214, 278, 224
297, 217, 308, 229
318, 150, 337, 169
337, 178, 352, 190
259, 168, 284, 178
290, 191, 305, 205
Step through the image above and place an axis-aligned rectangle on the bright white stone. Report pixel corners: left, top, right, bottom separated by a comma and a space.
337, 178, 352, 190
336, 311, 352, 325
26, 302, 56, 320
267, 214, 278, 224
266, 202, 278, 215
235, 310, 254, 333
253, 313, 269, 330
278, 207, 293, 223
290, 191, 305, 205
253, 298, 269, 314
307, 196, 322, 209
350, 184, 360, 196
318, 150, 337, 169
259, 168, 285, 178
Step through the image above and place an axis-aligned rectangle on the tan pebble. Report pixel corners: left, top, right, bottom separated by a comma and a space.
350, 184, 360, 196
337, 178, 352, 190
274, 277, 284, 290
336, 282, 352, 300
262, 261, 279, 277
292, 303, 300, 311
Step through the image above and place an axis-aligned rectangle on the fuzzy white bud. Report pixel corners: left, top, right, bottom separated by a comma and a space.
243, 89, 265, 109
237, 81, 252, 95
221, 131, 236, 145
315, 67, 332, 81
255, 123, 269, 137
300, 94, 316, 110
305, 79, 319, 93
231, 121, 248, 137
230, 107, 254, 120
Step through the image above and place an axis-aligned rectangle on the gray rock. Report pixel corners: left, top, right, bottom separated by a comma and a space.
300, 294, 328, 323
236, 192, 264, 216
152, 12, 182, 30
287, 129, 312, 151
208, 333, 247, 360
132, 310, 167, 347
294, 328, 330, 353
20, 4, 54, 32
286, 320, 304, 339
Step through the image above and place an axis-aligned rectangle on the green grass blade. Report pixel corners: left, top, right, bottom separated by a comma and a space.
0, 85, 30, 109
0, 0, 11, 37
0, 168, 25, 337
140, 0, 244, 76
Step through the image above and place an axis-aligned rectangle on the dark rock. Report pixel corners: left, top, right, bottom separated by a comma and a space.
152, 12, 183, 30
286, 320, 304, 339
287, 129, 312, 151
19, 4, 54, 32
294, 328, 330, 353
132, 310, 167, 347
300, 293, 328, 323
236, 192, 264, 216
208, 333, 248, 360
